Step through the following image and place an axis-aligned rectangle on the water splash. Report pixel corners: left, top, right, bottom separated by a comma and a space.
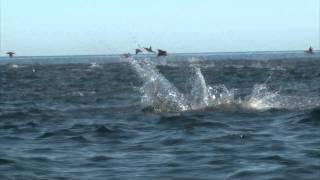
245, 84, 281, 110
129, 57, 319, 112
129, 58, 190, 112
9, 64, 20, 69
189, 66, 210, 109
208, 85, 236, 106
89, 62, 102, 69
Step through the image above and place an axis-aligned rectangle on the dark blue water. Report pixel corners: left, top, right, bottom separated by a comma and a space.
1, 52, 320, 179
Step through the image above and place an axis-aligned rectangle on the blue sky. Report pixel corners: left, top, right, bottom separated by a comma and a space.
1, 0, 319, 56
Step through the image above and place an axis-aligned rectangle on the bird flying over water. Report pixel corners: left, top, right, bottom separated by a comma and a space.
144, 46, 155, 53
157, 49, 167, 57
305, 46, 314, 54
121, 53, 131, 58
135, 49, 142, 55
6, 51, 15, 58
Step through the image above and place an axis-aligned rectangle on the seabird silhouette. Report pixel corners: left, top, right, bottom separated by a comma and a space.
6, 51, 15, 58
305, 46, 314, 54
135, 48, 142, 55
121, 53, 131, 58
144, 46, 155, 53
157, 49, 167, 57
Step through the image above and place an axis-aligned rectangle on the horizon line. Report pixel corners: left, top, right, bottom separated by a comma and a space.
0, 49, 317, 58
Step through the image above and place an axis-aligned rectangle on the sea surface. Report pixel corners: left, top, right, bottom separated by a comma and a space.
1, 51, 320, 179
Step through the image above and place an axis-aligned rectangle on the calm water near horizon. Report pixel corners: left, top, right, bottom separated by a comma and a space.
1, 52, 320, 179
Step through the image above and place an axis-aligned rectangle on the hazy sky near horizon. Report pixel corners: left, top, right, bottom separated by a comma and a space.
1, 0, 319, 56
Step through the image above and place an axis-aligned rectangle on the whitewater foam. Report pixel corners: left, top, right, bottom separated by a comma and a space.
89, 62, 102, 69
9, 64, 20, 69
128, 57, 320, 112
129, 58, 190, 112
189, 66, 210, 109
245, 84, 281, 110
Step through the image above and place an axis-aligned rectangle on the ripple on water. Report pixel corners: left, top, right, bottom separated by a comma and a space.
0, 158, 15, 165
296, 109, 320, 126
88, 155, 113, 162
1, 56, 320, 179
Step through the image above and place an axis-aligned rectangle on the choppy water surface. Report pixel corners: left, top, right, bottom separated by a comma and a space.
1, 52, 320, 179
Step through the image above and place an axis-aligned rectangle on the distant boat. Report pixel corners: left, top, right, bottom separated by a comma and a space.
305, 46, 314, 54
6, 51, 15, 58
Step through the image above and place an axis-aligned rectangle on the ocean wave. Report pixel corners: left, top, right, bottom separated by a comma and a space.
0, 158, 15, 165
297, 108, 320, 125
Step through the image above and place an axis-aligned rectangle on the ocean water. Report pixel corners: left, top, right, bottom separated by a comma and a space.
0, 52, 320, 179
